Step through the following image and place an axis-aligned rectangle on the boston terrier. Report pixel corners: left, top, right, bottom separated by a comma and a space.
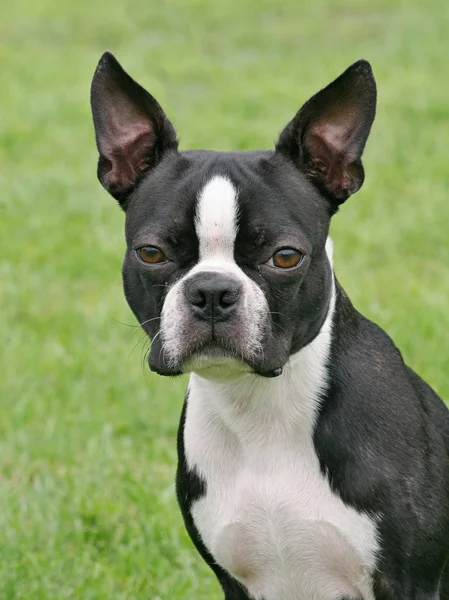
90, 53, 449, 600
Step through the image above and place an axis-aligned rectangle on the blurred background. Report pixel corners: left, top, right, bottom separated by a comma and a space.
1, 0, 449, 597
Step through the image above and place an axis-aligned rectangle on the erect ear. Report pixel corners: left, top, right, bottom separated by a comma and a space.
90, 52, 178, 209
275, 60, 376, 212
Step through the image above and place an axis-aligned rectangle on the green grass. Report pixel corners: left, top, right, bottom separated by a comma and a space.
1, 0, 449, 597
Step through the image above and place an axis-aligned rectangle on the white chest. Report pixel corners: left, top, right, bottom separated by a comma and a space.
184, 370, 379, 600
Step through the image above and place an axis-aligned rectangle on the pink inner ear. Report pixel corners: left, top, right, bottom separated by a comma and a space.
305, 131, 334, 173
309, 110, 358, 157
103, 122, 155, 192
304, 117, 362, 200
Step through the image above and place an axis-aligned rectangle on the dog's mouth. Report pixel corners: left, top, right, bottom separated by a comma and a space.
183, 343, 284, 379
148, 333, 284, 379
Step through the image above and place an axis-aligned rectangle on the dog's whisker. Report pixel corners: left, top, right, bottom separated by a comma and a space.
110, 316, 140, 328
138, 316, 161, 328
150, 330, 161, 347
126, 331, 149, 363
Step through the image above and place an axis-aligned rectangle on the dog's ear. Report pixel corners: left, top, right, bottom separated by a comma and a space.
276, 60, 376, 212
91, 52, 178, 210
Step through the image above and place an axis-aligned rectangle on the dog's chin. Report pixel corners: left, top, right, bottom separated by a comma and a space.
182, 344, 251, 380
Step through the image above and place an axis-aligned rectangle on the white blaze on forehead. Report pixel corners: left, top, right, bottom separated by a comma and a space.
195, 176, 238, 261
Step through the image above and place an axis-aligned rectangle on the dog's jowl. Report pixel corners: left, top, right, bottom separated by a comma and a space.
91, 53, 449, 600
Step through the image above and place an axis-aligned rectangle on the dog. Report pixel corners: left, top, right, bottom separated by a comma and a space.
90, 53, 449, 600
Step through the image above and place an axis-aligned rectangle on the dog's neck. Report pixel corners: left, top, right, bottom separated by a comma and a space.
188, 274, 336, 445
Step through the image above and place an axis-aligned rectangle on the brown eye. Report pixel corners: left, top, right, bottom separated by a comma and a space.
268, 248, 304, 269
136, 246, 168, 264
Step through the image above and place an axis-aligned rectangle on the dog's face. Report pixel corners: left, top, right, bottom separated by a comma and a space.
122, 155, 333, 378
91, 54, 376, 378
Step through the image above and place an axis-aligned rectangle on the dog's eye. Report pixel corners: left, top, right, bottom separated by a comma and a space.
136, 246, 168, 264
268, 248, 304, 269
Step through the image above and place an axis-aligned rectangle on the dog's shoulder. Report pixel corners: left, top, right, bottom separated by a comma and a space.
314, 283, 449, 579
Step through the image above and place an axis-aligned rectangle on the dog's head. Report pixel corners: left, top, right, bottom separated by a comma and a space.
90, 54, 376, 378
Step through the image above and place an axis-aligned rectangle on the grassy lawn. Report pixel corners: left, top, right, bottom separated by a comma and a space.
1, 0, 449, 597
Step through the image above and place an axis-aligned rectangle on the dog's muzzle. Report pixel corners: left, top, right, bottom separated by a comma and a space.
149, 264, 285, 377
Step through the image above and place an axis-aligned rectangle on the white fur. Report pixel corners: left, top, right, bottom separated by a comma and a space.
195, 176, 238, 261
184, 243, 379, 600
160, 176, 268, 368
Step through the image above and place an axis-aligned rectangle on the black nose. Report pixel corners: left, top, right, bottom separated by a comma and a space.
185, 273, 242, 321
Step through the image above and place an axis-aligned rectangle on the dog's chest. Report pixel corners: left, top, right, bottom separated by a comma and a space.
184, 374, 378, 600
